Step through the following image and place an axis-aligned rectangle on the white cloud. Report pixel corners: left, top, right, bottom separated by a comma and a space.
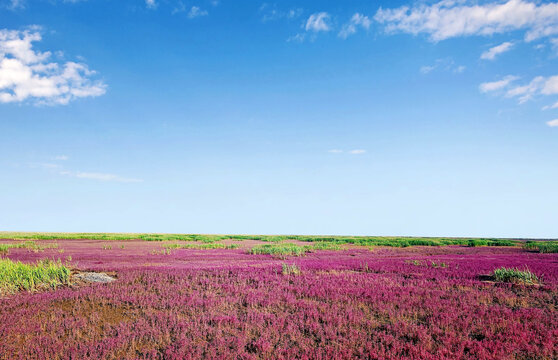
542, 75, 558, 94
420, 65, 436, 74
481, 41, 514, 60
349, 149, 366, 154
547, 119, 558, 127
479, 75, 519, 93
187, 6, 208, 18
328, 149, 343, 153
542, 100, 558, 110
0, 28, 106, 105
375, 0, 558, 42
52, 155, 69, 161
420, 58, 465, 75
339, 13, 371, 39
145, 0, 156, 9
60, 171, 143, 183
480, 74, 558, 104
305, 12, 331, 32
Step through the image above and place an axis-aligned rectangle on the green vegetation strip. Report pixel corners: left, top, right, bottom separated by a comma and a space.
0, 241, 58, 254
492, 267, 540, 284
0, 258, 70, 294
524, 241, 558, 253
0, 232, 524, 248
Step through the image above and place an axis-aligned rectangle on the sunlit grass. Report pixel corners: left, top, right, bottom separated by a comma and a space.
492, 267, 540, 284
0, 258, 70, 294
281, 263, 300, 275
0, 241, 58, 254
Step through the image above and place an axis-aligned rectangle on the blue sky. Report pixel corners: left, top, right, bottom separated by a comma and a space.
1, 0, 557, 237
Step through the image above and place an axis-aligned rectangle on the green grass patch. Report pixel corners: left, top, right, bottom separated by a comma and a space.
249, 242, 341, 257
162, 243, 239, 250
523, 241, 558, 253
492, 267, 540, 284
250, 243, 308, 257
0, 258, 70, 295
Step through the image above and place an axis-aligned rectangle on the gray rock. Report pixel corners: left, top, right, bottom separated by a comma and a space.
74, 272, 116, 283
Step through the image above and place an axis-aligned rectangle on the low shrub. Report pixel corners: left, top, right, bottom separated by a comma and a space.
492, 267, 540, 284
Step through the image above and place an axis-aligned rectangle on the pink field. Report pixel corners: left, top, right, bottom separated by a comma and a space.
1, 241, 557, 359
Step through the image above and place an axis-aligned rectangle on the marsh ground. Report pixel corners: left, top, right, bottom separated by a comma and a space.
0, 238, 557, 359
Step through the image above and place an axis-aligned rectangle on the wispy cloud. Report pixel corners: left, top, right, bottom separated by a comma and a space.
481, 41, 515, 60
288, 12, 331, 43
145, 0, 157, 9
4, 0, 25, 10
305, 12, 331, 32
328, 149, 366, 155
60, 170, 143, 183
542, 100, 558, 110
349, 149, 366, 155
0, 28, 106, 105
259, 3, 302, 23
29, 162, 62, 169
481, 75, 558, 103
479, 75, 519, 93
187, 6, 208, 18
375, 0, 558, 42
420, 58, 465, 75
546, 119, 558, 127
338, 13, 371, 39
29, 157, 142, 183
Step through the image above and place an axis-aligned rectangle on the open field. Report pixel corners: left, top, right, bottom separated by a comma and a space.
0, 234, 557, 359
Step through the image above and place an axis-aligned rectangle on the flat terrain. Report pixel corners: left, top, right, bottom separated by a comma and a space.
0, 236, 557, 359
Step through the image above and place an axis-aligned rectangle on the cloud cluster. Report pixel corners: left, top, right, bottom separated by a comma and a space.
480, 74, 558, 126
374, 0, 558, 42
480, 74, 558, 103
0, 28, 106, 105
289, 12, 373, 42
